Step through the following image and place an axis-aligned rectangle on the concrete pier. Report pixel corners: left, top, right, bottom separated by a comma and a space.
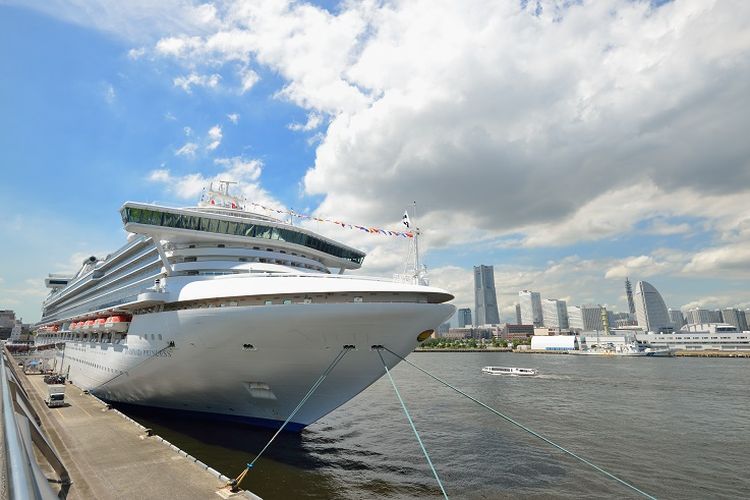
4, 364, 261, 499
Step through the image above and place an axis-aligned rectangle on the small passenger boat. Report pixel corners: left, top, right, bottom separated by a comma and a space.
482, 366, 538, 376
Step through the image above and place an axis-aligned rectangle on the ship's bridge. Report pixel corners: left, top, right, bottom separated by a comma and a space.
119, 202, 366, 270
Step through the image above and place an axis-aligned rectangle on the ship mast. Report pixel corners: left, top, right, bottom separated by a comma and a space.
399, 201, 427, 285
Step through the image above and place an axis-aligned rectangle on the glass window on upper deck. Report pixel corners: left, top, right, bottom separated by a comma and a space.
121, 206, 365, 265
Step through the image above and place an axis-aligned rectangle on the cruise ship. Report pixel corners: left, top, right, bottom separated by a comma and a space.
35, 183, 455, 430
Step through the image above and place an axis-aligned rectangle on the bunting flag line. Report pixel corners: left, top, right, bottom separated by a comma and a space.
246, 201, 415, 238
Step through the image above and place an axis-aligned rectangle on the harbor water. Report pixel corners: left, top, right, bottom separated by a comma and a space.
119, 353, 750, 499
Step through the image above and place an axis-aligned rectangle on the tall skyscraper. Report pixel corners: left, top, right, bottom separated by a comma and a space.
457, 308, 473, 328
568, 304, 604, 332
721, 308, 743, 330
474, 265, 500, 326
668, 308, 685, 328
634, 281, 671, 333
518, 290, 544, 326
686, 308, 713, 325
542, 298, 569, 329
515, 303, 522, 325
625, 277, 636, 315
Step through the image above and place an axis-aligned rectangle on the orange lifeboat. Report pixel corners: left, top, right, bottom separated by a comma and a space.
105, 315, 131, 333
69, 322, 79, 331
93, 318, 107, 332
82, 319, 95, 331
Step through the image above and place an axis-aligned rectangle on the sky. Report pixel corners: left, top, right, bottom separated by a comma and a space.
1, 0, 749, 324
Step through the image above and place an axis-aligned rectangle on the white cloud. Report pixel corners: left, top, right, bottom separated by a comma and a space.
206, 125, 222, 151
9, 1, 215, 44
183, 126, 193, 136
227, 113, 240, 124
604, 255, 675, 280
289, 112, 324, 132
682, 242, 750, 277
239, 67, 260, 93
173, 73, 221, 93
103, 83, 116, 104
644, 219, 692, 236
127, 46, 146, 59
147, 157, 279, 209
175, 142, 198, 157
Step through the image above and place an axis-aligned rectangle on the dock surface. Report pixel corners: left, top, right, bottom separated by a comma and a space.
13, 369, 256, 499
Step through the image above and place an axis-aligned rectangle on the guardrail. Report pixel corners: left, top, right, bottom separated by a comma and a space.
1, 346, 69, 499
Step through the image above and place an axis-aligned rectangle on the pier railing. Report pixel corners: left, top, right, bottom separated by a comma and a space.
1, 346, 69, 500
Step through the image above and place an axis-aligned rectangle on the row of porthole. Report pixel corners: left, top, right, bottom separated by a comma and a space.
67, 356, 122, 375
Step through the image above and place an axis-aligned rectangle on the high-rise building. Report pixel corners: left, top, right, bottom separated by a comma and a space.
741, 310, 750, 332
0, 309, 16, 340
457, 308, 473, 328
568, 305, 604, 332
518, 290, 543, 326
721, 308, 744, 331
542, 298, 569, 329
686, 308, 713, 325
634, 281, 671, 332
625, 278, 636, 315
474, 265, 500, 326
668, 308, 685, 328
515, 303, 522, 325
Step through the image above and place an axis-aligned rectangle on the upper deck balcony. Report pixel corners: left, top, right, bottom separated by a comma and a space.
120, 202, 366, 270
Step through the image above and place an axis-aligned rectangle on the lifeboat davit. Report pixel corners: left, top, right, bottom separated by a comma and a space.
105, 315, 131, 333
93, 318, 107, 332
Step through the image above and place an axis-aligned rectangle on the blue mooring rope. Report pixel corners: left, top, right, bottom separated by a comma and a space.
382, 347, 657, 500
234, 347, 351, 487
377, 349, 449, 500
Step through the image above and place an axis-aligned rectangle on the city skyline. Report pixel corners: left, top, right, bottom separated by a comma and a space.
2, 1, 750, 323
452, 276, 749, 330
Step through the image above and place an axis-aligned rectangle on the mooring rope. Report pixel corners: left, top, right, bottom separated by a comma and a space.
377, 349, 449, 499
380, 347, 657, 500
232, 346, 352, 488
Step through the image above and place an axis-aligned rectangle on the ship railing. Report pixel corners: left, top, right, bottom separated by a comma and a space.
1, 346, 70, 499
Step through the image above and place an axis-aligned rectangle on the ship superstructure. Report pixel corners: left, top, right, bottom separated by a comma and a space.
36, 183, 454, 429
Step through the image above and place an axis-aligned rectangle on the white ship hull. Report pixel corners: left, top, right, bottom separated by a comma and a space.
57, 301, 453, 429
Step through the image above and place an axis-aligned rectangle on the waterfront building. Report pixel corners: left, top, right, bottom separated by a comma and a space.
638, 323, 750, 351
686, 308, 713, 325
743, 310, 750, 331
437, 322, 450, 335
568, 305, 604, 333
542, 298, 569, 329
515, 303, 522, 325
634, 281, 672, 333
518, 290, 544, 326
500, 323, 534, 341
474, 265, 500, 326
625, 278, 636, 315
668, 308, 685, 328
531, 335, 579, 351
457, 307, 472, 328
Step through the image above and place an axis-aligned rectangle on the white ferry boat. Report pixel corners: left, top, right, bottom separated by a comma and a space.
482, 366, 538, 376
35, 183, 454, 430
